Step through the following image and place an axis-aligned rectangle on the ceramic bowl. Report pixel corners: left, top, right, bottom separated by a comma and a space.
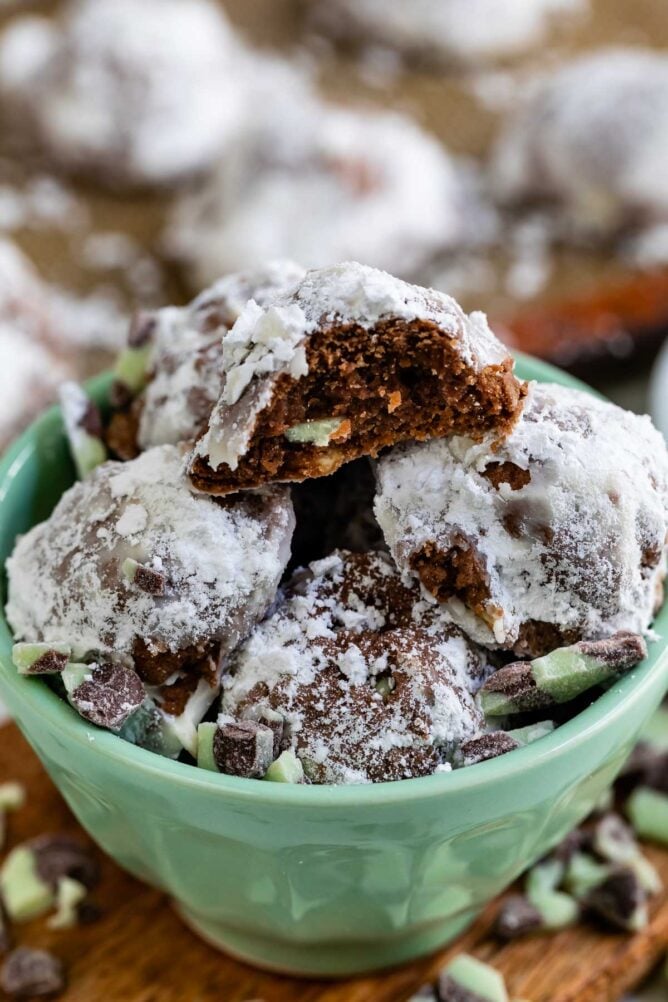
0, 356, 666, 977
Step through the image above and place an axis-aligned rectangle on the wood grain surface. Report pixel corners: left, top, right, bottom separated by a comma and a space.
0, 722, 666, 1002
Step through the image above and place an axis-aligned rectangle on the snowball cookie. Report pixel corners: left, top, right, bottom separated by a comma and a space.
6, 445, 295, 686
166, 89, 466, 285
107, 261, 305, 460
375, 382, 668, 657
189, 262, 526, 495
0, 239, 69, 448
492, 49, 668, 238
0, 0, 246, 187
310, 0, 585, 66
220, 550, 487, 784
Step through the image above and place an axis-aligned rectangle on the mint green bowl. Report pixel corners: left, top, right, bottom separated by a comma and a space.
0, 356, 666, 978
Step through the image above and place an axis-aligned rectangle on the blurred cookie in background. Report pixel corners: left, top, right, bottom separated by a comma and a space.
308, 0, 587, 69
492, 48, 668, 255
0, 0, 249, 188
165, 80, 482, 287
0, 238, 125, 448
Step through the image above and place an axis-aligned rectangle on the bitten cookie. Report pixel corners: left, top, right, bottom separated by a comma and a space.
6, 445, 295, 687
188, 262, 526, 495
0, 0, 246, 187
375, 382, 668, 656
310, 0, 585, 66
492, 49, 668, 239
107, 261, 305, 458
220, 550, 487, 784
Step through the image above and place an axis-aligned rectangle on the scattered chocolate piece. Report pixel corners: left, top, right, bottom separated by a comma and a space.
593, 813, 639, 866
406, 987, 438, 1001
47, 877, 88, 930
584, 867, 648, 932
627, 787, 668, 846
264, 750, 305, 784
241, 706, 284, 759
0, 783, 26, 813
213, 721, 276, 779
27, 834, 99, 892
457, 731, 520, 767
1, 947, 65, 999
481, 632, 647, 716
196, 722, 219, 772
495, 895, 543, 940
59, 382, 107, 480
0, 847, 55, 922
64, 663, 146, 733
438, 954, 508, 1002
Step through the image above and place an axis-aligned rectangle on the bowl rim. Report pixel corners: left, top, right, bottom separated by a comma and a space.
0, 354, 666, 807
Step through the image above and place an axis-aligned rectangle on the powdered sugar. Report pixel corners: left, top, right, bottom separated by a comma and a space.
220, 550, 487, 784
6, 444, 295, 665
375, 382, 668, 652
137, 261, 305, 450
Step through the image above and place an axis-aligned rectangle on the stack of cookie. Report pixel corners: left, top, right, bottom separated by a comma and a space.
6, 262, 668, 784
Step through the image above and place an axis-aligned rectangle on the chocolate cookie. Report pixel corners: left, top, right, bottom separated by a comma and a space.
107, 261, 305, 457
6, 444, 295, 693
189, 262, 526, 495
220, 550, 488, 784
375, 382, 668, 655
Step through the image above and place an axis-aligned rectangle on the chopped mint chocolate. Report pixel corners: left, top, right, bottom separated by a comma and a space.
119, 700, 184, 760
241, 706, 284, 758
505, 721, 555, 746
196, 722, 219, 772
438, 954, 508, 1002
481, 632, 646, 716
0, 784, 25, 813
627, 787, 668, 846
0, 848, 54, 922
213, 721, 275, 779
531, 889, 579, 930
64, 663, 145, 732
374, 675, 396, 699
457, 731, 519, 767
26, 834, 99, 892
593, 814, 639, 866
584, 867, 648, 932
564, 852, 611, 899
285, 418, 349, 447
47, 877, 87, 930
495, 895, 543, 940
0, 947, 65, 999
407, 988, 437, 1002
11, 643, 71, 676
525, 857, 565, 899
112, 342, 151, 399
121, 558, 167, 596
59, 382, 107, 480
264, 750, 305, 784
